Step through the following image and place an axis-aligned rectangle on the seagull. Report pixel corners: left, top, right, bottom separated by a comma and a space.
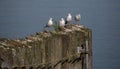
65, 13, 72, 24
75, 14, 81, 24
59, 18, 65, 27
44, 18, 53, 28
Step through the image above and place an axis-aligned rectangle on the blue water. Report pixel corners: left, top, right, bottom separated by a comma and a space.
0, 0, 120, 69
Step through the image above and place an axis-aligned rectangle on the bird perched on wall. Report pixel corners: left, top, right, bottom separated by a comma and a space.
74, 14, 81, 24
59, 18, 65, 27
44, 17, 53, 28
65, 13, 72, 24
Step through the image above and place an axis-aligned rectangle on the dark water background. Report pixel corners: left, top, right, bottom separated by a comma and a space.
0, 0, 120, 69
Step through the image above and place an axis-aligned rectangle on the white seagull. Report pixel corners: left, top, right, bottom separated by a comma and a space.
65, 13, 72, 24
45, 17, 53, 28
75, 14, 81, 23
59, 18, 65, 27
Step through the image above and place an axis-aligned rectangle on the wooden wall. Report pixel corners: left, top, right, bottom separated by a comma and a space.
0, 25, 92, 69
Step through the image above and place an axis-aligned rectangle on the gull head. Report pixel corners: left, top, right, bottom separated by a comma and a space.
49, 17, 52, 20
68, 13, 71, 16
61, 18, 64, 21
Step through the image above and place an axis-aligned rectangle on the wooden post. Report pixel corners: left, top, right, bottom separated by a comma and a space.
0, 25, 92, 69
